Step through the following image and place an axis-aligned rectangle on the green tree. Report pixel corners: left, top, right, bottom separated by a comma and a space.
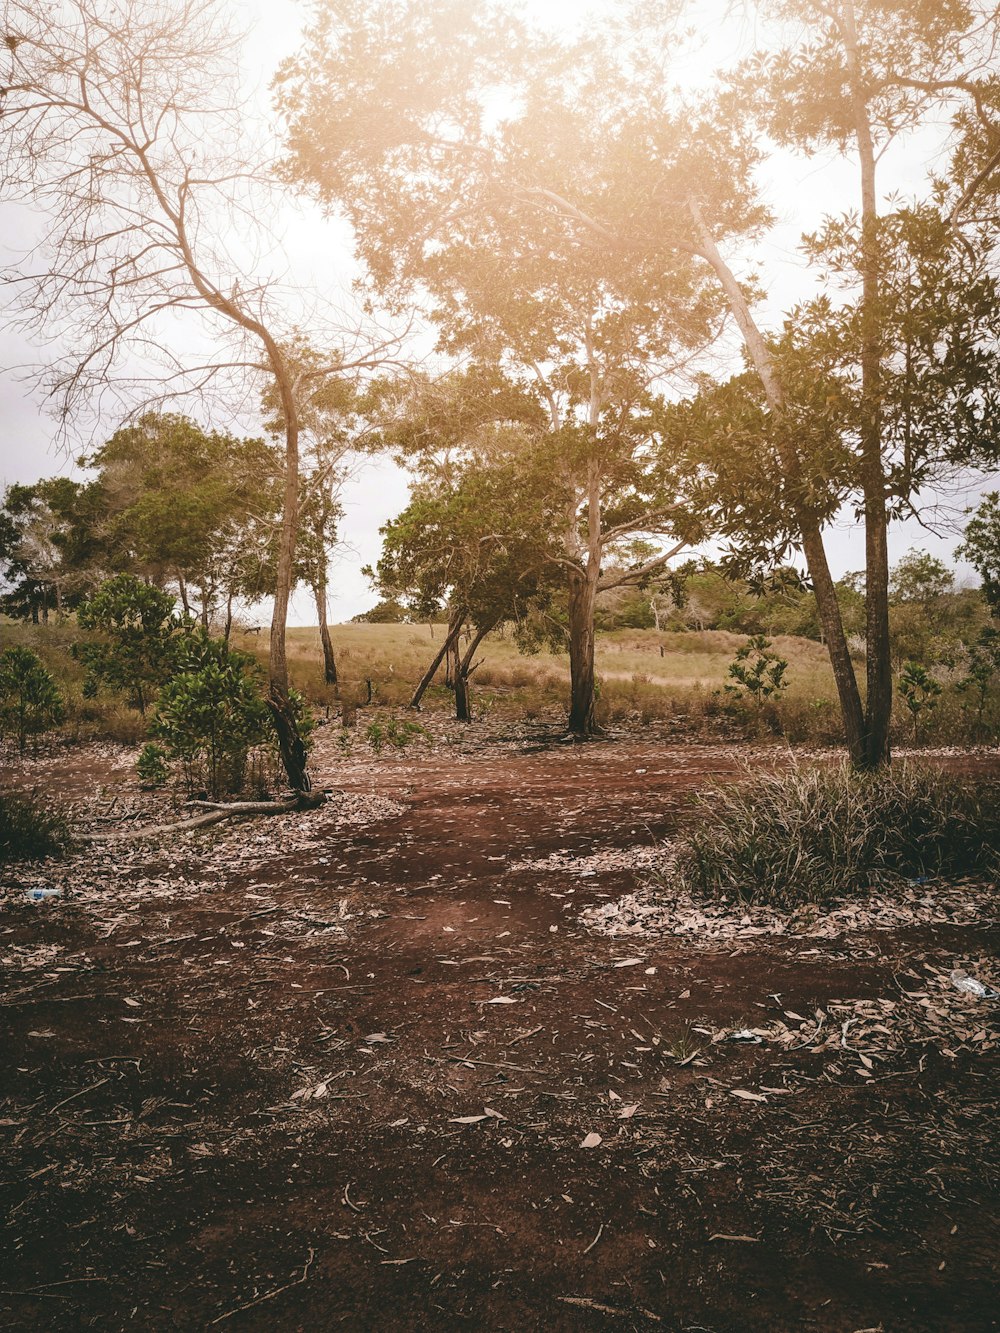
723, 636, 789, 709
0, 646, 65, 753
279, 1, 727, 728
955, 627, 1000, 740
73, 575, 181, 714
898, 661, 942, 741
372, 394, 564, 719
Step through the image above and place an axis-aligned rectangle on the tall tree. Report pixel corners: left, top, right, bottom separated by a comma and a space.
1, 0, 400, 793
278, 16, 729, 732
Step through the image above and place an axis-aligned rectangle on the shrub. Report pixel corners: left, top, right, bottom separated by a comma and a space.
954, 628, 1000, 741
0, 790, 72, 862
723, 635, 789, 707
364, 715, 428, 754
136, 742, 170, 787
149, 636, 288, 798
0, 646, 65, 753
669, 762, 1000, 908
898, 661, 942, 740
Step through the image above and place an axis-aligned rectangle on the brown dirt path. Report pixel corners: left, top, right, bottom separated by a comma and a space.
1, 732, 998, 1331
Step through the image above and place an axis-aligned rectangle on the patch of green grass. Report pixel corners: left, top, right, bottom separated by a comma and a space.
0, 790, 73, 864
668, 762, 1000, 908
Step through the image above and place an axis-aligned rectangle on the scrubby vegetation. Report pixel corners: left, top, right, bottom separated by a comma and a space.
669, 763, 1000, 908
0, 790, 73, 864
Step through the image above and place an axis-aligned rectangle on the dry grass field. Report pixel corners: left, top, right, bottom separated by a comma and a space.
240, 621, 842, 739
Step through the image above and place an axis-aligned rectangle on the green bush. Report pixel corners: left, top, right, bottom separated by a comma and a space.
150, 637, 272, 798
723, 635, 789, 708
136, 741, 170, 787
0, 646, 65, 753
669, 762, 1000, 908
0, 790, 72, 863
149, 634, 312, 798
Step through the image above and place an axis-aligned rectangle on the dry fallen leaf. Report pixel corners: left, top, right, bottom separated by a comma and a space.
488, 996, 517, 1005
580, 1132, 603, 1149
450, 1115, 489, 1125
729, 1089, 768, 1103
618, 1104, 639, 1120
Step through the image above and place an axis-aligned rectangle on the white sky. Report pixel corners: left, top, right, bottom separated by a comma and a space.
0, 0, 993, 626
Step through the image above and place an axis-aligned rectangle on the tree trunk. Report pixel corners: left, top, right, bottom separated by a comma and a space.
567, 567, 600, 737
314, 576, 338, 688
410, 607, 464, 709
444, 636, 456, 689
177, 573, 190, 617
454, 622, 492, 722
844, 0, 892, 770
223, 590, 233, 644
267, 373, 309, 793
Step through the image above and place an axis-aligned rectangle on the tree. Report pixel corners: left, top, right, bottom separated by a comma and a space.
73, 575, 181, 715
712, 1, 1000, 766
278, 11, 735, 732
373, 435, 562, 720
0, 646, 65, 753
262, 350, 394, 691
1, 0, 401, 794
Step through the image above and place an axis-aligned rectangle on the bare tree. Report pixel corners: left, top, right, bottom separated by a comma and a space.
0, 0, 401, 794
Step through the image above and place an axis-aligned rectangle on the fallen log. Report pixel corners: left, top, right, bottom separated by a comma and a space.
80, 792, 326, 843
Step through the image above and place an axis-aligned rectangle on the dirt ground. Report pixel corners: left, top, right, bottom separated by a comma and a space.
1, 724, 998, 1332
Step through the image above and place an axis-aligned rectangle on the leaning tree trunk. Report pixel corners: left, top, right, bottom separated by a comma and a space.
687, 199, 869, 769
410, 607, 464, 709
454, 622, 492, 722
313, 576, 338, 688
567, 567, 600, 737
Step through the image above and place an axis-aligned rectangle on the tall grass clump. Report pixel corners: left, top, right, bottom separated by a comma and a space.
672, 763, 1000, 908
0, 790, 73, 863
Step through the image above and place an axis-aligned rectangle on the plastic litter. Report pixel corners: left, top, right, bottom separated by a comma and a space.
25, 887, 62, 903
725, 1029, 763, 1044
950, 968, 999, 999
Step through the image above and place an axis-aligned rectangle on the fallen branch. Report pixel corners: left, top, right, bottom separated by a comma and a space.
80, 793, 326, 843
